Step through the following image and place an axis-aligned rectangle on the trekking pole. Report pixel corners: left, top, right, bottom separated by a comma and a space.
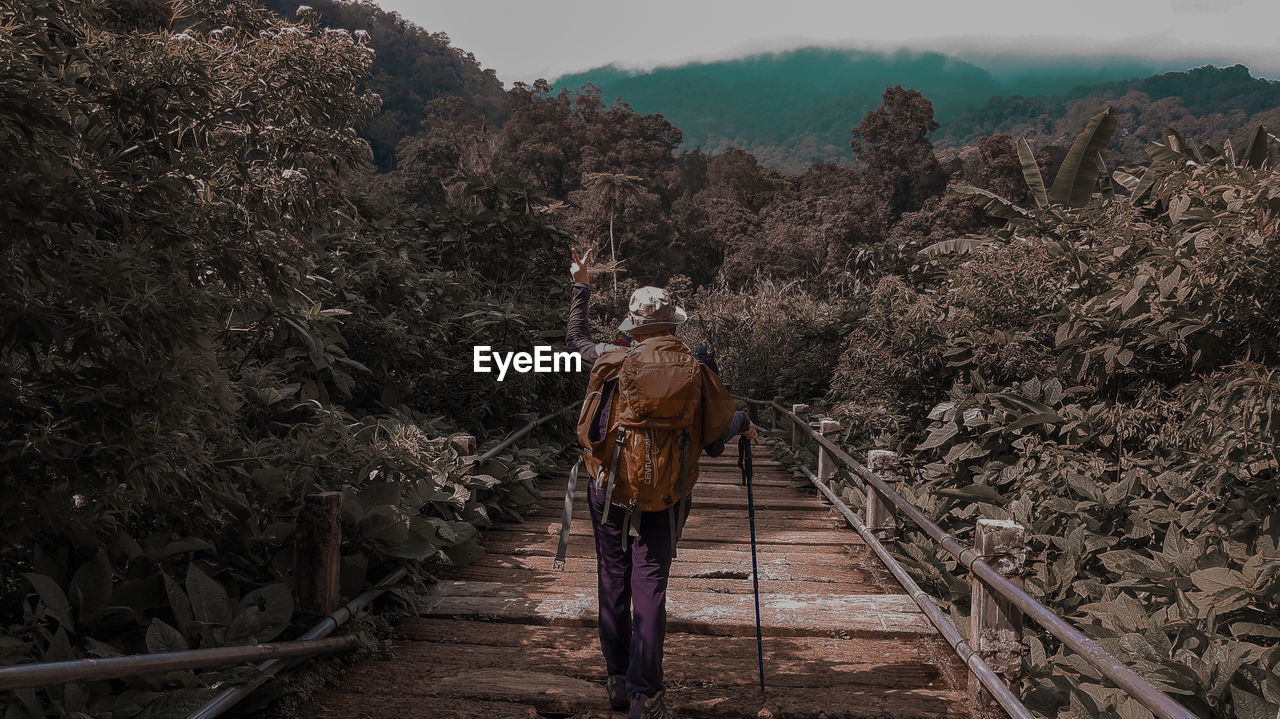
737, 435, 766, 693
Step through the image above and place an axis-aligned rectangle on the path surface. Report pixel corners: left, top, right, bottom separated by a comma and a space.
305, 447, 973, 718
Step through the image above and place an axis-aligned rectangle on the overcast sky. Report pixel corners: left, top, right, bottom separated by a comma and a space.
377, 0, 1280, 84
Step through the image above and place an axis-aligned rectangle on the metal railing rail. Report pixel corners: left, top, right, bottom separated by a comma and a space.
188, 565, 409, 719
746, 395, 1196, 719
791, 461, 1033, 719
0, 637, 357, 692
475, 400, 583, 463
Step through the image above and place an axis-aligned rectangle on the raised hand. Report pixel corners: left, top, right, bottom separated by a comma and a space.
571, 247, 592, 285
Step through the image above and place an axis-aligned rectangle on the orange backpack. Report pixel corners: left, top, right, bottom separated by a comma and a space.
554, 336, 731, 567
578, 335, 705, 512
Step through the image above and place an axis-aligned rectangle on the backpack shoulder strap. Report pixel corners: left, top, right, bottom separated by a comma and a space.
553, 457, 582, 570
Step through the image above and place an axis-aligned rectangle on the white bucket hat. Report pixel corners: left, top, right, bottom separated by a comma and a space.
618, 286, 688, 332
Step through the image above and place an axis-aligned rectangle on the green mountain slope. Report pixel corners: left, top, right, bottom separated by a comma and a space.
554, 48, 1279, 170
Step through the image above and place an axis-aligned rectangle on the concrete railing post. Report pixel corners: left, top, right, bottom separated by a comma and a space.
771, 395, 785, 430
969, 519, 1027, 711
815, 419, 842, 502
865, 450, 901, 546
294, 492, 342, 616
791, 404, 810, 451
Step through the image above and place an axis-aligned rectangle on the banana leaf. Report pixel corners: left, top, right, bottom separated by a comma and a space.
918, 236, 999, 258
1222, 138, 1237, 167
951, 185, 1032, 220
1049, 108, 1118, 207
1240, 124, 1270, 169
1112, 169, 1142, 192
1145, 140, 1186, 167
1017, 137, 1048, 208
1095, 150, 1114, 199
1164, 128, 1203, 164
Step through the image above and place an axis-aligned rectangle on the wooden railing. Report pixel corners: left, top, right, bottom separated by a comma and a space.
740, 395, 1198, 719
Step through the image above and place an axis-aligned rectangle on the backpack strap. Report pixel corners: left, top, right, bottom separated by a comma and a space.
675, 429, 691, 499
553, 457, 582, 571
619, 506, 636, 553
599, 428, 626, 526
668, 504, 678, 559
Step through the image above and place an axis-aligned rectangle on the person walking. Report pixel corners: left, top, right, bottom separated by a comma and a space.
565, 249, 757, 718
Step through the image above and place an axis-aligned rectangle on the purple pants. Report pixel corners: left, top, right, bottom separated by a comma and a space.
588, 480, 683, 700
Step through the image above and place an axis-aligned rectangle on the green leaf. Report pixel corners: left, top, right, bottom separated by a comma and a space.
1190, 567, 1247, 593
1049, 107, 1118, 207
22, 573, 74, 630
918, 236, 999, 258
69, 550, 113, 625
1006, 411, 1062, 431
228, 583, 293, 645
1016, 137, 1048, 208
185, 564, 232, 627
936, 483, 1008, 505
951, 185, 1032, 220
145, 618, 188, 654
915, 422, 959, 451
1240, 124, 1270, 170
1230, 684, 1278, 719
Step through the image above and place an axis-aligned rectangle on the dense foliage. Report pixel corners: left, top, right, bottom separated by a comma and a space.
1, 2, 573, 715
261, 0, 507, 170
820, 140, 1280, 718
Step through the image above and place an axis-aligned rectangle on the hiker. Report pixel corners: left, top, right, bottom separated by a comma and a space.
565, 248, 758, 719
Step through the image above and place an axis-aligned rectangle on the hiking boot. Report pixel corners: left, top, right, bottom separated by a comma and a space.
606, 675, 628, 711
629, 690, 677, 719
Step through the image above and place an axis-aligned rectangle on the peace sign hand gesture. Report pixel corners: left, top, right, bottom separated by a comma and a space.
571, 247, 592, 286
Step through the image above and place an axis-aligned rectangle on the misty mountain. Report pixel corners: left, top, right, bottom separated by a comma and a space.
554, 48, 1280, 170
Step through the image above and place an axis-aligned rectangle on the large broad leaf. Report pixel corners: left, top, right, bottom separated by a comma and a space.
186, 564, 232, 628
918, 237, 999, 258
1049, 108, 1118, 207
69, 551, 113, 625
226, 583, 293, 645
1112, 169, 1142, 192
936, 483, 1009, 506
915, 422, 959, 451
1016, 137, 1048, 208
145, 618, 188, 654
1163, 128, 1204, 164
950, 185, 1031, 220
1145, 140, 1186, 166
1006, 410, 1063, 431
22, 573, 74, 630
1229, 686, 1277, 719
1095, 150, 1115, 198
1240, 124, 1270, 169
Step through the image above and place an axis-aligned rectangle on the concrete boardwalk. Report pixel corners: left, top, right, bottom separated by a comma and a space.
305, 447, 972, 718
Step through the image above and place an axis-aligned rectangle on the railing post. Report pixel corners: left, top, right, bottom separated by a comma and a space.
865, 450, 900, 546
295, 492, 342, 616
791, 404, 810, 451
816, 419, 842, 501
450, 433, 477, 456
969, 519, 1027, 711
771, 395, 785, 430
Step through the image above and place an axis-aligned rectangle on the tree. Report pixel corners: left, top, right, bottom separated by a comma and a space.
582, 172, 646, 293
850, 86, 948, 217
